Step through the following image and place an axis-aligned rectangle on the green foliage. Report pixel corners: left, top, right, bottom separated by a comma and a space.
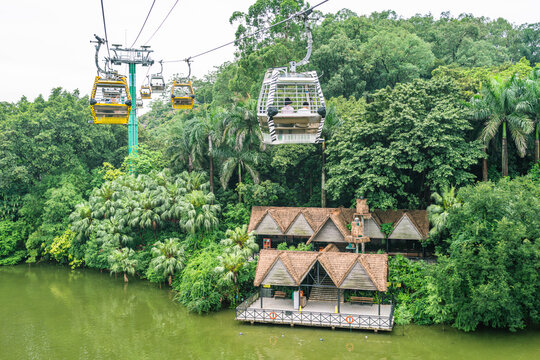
221, 203, 250, 230
47, 228, 74, 264
237, 180, 287, 207
276, 242, 313, 251
326, 77, 484, 208
150, 238, 186, 286
108, 247, 138, 282
121, 145, 166, 175
0, 220, 27, 265
429, 177, 540, 331
173, 245, 225, 314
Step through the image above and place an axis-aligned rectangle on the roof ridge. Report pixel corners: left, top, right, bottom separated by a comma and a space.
306, 213, 332, 244
283, 210, 304, 234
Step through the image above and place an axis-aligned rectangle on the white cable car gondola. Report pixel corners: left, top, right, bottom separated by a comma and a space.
89, 36, 132, 124
256, 16, 325, 145
150, 60, 166, 92
171, 59, 195, 110
137, 97, 143, 109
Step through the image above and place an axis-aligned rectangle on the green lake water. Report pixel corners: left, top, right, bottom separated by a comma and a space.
1, 264, 539, 359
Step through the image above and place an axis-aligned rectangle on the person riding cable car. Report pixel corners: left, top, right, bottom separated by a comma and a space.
140, 84, 151, 100
256, 16, 325, 144
90, 75, 132, 124
171, 59, 195, 110
171, 81, 195, 109
89, 35, 131, 124
150, 60, 166, 92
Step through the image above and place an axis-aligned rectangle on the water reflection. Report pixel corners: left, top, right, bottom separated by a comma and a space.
0, 264, 538, 360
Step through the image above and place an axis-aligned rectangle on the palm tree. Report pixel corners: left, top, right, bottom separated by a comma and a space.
214, 248, 246, 304
516, 68, 540, 163
182, 190, 220, 248
226, 96, 262, 152
150, 238, 186, 286
471, 76, 534, 177
167, 121, 197, 173
427, 185, 462, 238
220, 225, 259, 258
69, 203, 93, 241
187, 107, 227, 193
108, 247, 138, 283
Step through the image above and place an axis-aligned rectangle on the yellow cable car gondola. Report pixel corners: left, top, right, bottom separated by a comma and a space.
171, 80, 195, 110
140, 85, 151, 100
90, 75, 132, 124
171, 59, 195, 110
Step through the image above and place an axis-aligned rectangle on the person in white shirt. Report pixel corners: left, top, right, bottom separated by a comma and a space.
297, 101, 310, 114
281, 97, 294, 114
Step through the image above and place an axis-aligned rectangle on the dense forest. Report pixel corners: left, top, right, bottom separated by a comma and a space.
1, 1, 539, 332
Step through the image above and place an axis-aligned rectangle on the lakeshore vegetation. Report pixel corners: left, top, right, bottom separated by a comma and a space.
1, 1, 539, 332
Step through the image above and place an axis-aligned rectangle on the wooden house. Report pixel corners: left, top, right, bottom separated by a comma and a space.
247, 199, 430, 256
235, 249, 394, 331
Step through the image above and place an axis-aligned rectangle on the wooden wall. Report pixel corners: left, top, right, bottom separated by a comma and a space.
364, 218, 385, 239
340, 262, 377, 290
256, 213, 284, 235
286, 214, 314, 237
388, 215, 423, 240
262, 259, 297, 286
312, 219, 344, 243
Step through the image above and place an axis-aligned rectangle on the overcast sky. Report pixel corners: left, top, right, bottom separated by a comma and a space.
1, 0, 538, 103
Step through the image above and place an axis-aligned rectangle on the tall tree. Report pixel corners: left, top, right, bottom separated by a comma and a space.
187, 108, 227, 193
471, 77, 534, 177
516, 68, 540, 163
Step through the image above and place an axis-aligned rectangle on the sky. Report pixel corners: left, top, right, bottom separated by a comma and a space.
0, 0, 538, 104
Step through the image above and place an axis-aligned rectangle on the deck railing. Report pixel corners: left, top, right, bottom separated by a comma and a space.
236, 299, 394, 330
236, 292, 260, 312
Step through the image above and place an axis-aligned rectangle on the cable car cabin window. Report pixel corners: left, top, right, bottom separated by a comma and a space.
90, 76, 131, 124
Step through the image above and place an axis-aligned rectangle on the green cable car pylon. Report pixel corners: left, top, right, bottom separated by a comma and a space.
109, 44, 154, 156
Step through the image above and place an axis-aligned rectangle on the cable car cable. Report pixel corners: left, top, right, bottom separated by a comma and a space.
143, 0, 181, 46
131, 0, 157, 48
99, 0, 111, 60
162, 0, 329, 63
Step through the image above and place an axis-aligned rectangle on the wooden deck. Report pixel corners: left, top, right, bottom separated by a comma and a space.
236, 295, 394, 332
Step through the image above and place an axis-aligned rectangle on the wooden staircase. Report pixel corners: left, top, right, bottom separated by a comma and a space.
308, 277, 344, 302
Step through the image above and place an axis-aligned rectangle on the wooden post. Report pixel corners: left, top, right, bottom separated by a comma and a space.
378, 292, 381, 315
260, 286, 263, 308
386, 238, 390, 253
337, 288, 341, 313
361, 242, 365, 254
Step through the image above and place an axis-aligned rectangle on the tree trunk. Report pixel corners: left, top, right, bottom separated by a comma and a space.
168, 275, 172, 286
535, 124, 539, 163
238, 162, 242, 203
321, 141, 326, 208
208, 136, 214, 193
502, 122, 508, 177
123, 273, 128, 283
188, 154, 193, 173
482, 146, 488, 182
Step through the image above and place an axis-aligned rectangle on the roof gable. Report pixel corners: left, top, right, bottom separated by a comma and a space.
285, 212, 314, 237
364, 218, 385, 239
307, 216, 346, 244
388, 213, 424, 240
255, 212, 283, 235
318, 252, 358, 287
261, 258, 297, 286
340, 261, 377, 290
